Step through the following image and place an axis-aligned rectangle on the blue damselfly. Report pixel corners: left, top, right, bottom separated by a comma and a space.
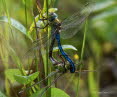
20, 0, 96, 96
27, 1, 95, 73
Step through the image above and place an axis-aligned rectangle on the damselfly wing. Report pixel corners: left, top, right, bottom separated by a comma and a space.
19, 68, 98, 97
60, 1, 95, 39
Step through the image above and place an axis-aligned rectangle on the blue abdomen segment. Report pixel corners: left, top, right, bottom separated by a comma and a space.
55, 33, 75, 73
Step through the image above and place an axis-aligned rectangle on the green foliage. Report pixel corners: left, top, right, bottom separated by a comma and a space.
0, 91, 7, 97
53, 45, 77, 52
14, 72, 39, 84
93, 0, 116, 12
0, 16, 26, 33
88, 59, 99, 97
5, 69, 22, 83
30, 88, 70, 97
0, 0, 117, 97
5, 69, 39, 85
0, 16, 32, 40
91, 0, 117, 43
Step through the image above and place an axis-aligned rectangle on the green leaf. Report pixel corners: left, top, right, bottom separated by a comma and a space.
5, 69, 21, 83
92, 7, 117, 22
48, 0, 51, 5
53, 45, 77, 52
0, 16, 32, 40
51, 88, 70, 97
88, 59, 99, 97
14, 72, 39, 84
0, 91, 7, 97
93, 0, 116, 12
30, 87, 70, 97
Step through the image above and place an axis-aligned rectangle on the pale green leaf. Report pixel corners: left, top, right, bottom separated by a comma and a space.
30, 87, 70, 97
93, 0, 116, 12
0, 16, 26, 33
0, 16, 32, 40
5, 69, 21, 83
0, 91, 7, 97
14, 72, 39, 84
53, 45, 77, 52
92, 7, 117, 22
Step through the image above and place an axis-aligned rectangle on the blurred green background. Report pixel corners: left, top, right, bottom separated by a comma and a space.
0, 0, 117, 97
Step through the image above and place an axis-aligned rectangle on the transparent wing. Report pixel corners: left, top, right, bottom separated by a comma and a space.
24, 32, 54, 58
61, 1, 95, 39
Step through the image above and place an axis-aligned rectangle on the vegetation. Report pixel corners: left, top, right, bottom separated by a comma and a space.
0, 0, 117, 97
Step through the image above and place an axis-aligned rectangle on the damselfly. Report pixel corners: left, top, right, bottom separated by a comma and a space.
28, 1, 95, 73
20, 1, 95, 96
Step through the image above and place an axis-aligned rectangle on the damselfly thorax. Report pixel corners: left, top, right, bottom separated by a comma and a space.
48, 12, 62, 33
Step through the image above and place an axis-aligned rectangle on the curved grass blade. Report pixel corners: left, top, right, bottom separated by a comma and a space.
53, 45, 77, 52
0, 16, 32, 40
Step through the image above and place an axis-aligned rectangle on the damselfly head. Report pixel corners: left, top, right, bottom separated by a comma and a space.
42, 12, 58, 21
42, 8, 58, 22
48, 12, 58, 22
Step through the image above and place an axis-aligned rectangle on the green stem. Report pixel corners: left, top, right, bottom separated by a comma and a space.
76, 20, 88, 97
81, 21, 87, 62
24, 0, 28, 32
43, 0, 51, 97
2, 0, 13, 35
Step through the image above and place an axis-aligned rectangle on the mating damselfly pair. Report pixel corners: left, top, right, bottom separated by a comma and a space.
20, 0, 95, 96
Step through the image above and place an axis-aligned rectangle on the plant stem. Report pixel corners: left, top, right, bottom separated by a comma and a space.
24, 0, 28, 32
76, 20, 88, 97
